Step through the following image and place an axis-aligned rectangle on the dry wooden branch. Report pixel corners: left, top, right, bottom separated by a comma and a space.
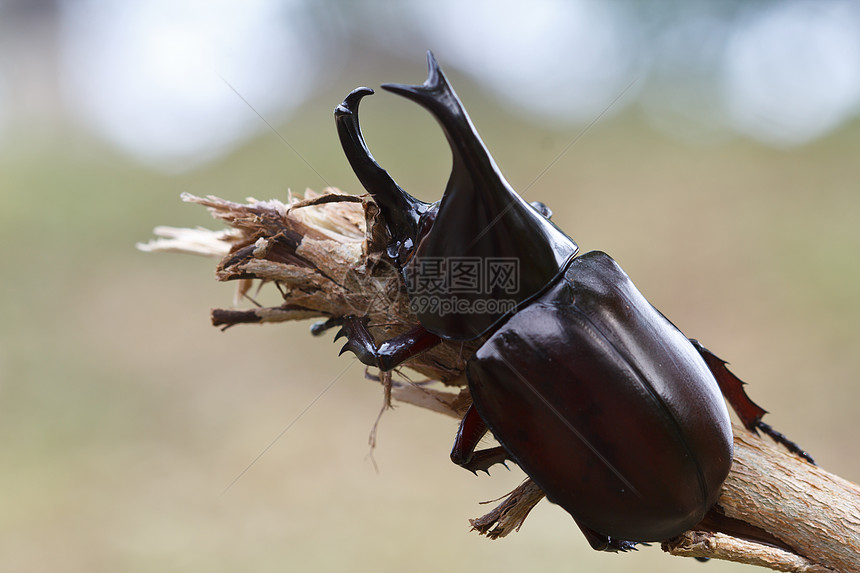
139, 189, 860, 571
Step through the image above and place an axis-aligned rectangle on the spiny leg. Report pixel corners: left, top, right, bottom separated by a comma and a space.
690, 339, 815, 464
576, 522, 640, 553
328, 315, 441, 372
450, 404, 510, 474
754, 420, 815, 464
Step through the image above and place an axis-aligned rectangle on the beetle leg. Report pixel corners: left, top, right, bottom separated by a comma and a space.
576, 523, 640, 552
753, 421, 816, 465
310, 316, 344, 336
450, 405, 510, 474
334, 315, 441, 372
690, 339, 816, 464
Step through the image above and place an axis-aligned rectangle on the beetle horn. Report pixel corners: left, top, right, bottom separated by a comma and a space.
335, 87, 431, 263
382, 52, 502, 202
380, 52, 579, 340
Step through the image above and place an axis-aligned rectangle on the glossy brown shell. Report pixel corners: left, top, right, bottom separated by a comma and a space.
467, 251, 733, 541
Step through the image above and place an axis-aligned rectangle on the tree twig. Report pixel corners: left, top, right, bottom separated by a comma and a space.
139, 189, 860, 571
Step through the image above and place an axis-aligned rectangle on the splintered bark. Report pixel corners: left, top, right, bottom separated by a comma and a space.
139, 189, 860, 571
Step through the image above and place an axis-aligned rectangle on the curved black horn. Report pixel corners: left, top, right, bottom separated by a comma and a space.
381, 51, 497, 186
335, 87, 430, 261
381, 52, 579, 340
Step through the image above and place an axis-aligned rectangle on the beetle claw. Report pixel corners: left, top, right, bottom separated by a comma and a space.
335, 315, 385, 369
464, 460, 508, 475
339, 339, 373, 366
607, 539, 640, 552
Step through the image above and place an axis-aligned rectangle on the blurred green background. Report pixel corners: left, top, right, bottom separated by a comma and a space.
1, 1, 858, 572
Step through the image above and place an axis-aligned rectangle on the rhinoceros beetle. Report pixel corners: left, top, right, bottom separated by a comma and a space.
319, 52, 813, 551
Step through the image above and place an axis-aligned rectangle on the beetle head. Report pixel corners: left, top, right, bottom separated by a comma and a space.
336, 52, 578, 340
